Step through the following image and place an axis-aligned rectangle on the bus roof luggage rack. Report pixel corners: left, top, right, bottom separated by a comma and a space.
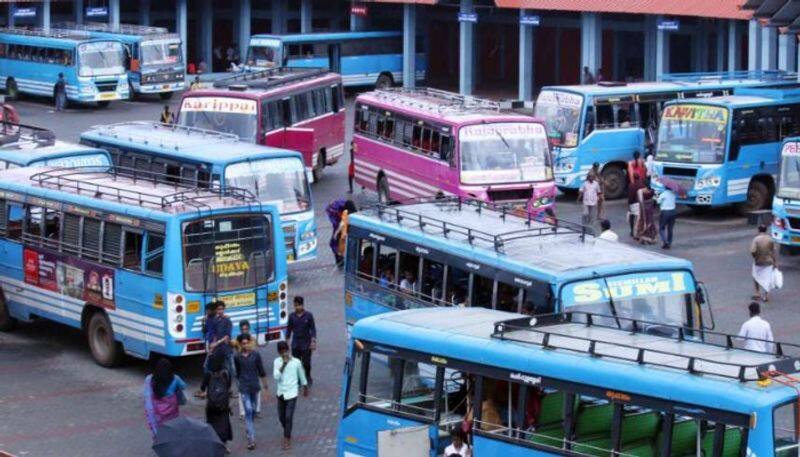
659, 70, 797, 84
55, 22, 174, 39
0, 123, 55, 148
373, 87, 501, 114
88, 121, 240, 150
213, 67, 330, 90
30, 166, 257, 211
492, 312, 800, 382
0, 26, 91, 40
374, 196, 587, 252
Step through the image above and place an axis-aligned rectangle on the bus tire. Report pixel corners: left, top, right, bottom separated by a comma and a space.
159, 91, 173, 101
600, 166, 626, 200
737, 180, 770, 215
375, 73, 393, 89
87, 311, 123, 367
313, 150, 326, 182
97, 101, 111, 109
378, 175, 390, 204
0, 292, 16, 332
5, 78, 18, 101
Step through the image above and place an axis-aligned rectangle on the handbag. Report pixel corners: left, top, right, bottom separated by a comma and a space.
773, 267, 784, 290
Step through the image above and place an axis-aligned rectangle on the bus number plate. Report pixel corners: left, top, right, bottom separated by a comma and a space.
98, 93, 116, 100
162, 84, 170, 90
791, 236, 800, 243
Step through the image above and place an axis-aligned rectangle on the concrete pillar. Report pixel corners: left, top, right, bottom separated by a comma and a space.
402, 4, 416, 89
762, 26, 777, 70
580, 13, 602, 81
694, 26, 708, 72
518, 9, 535, 101
176, 0, 187, 65
779, 33, 797, 72
643, 16, 657, 81
239, 0, 251, 62
656, 16, 670, 78
728, 20, 740, 72
749, 19, 762, 71
140, 0, 150, 26
300, 0, 312, 34
74, 0, 83, 25
716, 21, 725, 71
458, 0, 474, 95
350, 2, 365, 32
7, 3, 14, 27
109, 0, 120, 30
42, 0, 50, 32
271, 0, 285, 35
201, 0, 213, 71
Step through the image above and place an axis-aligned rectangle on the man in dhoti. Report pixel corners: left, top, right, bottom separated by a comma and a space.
750, 224, 777, 302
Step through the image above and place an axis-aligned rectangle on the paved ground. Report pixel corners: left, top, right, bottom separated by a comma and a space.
0, 93, 799, 456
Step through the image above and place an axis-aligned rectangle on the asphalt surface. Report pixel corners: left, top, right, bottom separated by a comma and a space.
0, 92, 798, 456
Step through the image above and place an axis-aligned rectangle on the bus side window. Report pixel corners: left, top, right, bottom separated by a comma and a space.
430, 131, 442, 159
584, 106, 595, 137
412, 124, 423, 149
471, 273, 493, 309
495, 281, 521, 313
383, 116, 394, 141
357, 239, 375, 280
304, 91, 317, 119
774, 401, 799, 456
331, 86, 341, 112
24, 205, 43, 242
376, 114, 387, 138
441, 135, 454, 164
323, 86, 334, 113
595, 104, 615, 130
82, 218, 102, 261
7, 203, 23, 240
0, 199, 6, 236
61, 213, 81, 256
144, 233, 164, 276
101, 222, 123, 266
394, 118, 406, 144
376, 243, 398, 286
420, 258, 444, 304
122, 229, 144, 270
522, 283, 553, 315
445, 265, 469, 306
43, 208, 60, 248
398, 251, 420, 295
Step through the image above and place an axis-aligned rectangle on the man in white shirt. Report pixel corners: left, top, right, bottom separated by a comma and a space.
598, 219, 619, 242
578, 173, 602, 232
738, 302, 774, 352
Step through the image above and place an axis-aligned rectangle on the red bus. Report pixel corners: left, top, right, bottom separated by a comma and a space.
177, 67, 346, 181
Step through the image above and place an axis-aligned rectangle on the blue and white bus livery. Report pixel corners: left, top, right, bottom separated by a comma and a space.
771, 137, 800, 255
0, 165, 287, 366
0, 124, 111, 169
0, 27, 129, 105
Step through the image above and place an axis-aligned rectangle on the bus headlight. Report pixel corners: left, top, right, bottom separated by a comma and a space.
531, 196, 552, 208
695, 176, 721, 190
301, 230, 315, 240
80, 85, 96, 94
554, 162, 575, 173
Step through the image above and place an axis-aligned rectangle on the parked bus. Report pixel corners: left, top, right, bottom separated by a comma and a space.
0, 27, 129, 106
57, 22, 184, 99
338, 306, 800, 456
353, 88, 555, 216
245, 31, 426, 88
0, 165, 288, 366
651, 85, 800, 213
537, 71, 796, 199
771, 137, 800, 255
80, 122, 317, 263
177, 67, 345, 181
344, 197, 711, 331
0, 124, 111, 168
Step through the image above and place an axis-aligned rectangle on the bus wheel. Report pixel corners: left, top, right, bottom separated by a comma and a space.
0, 292, 16, 332
97, 101, 111, 109
87, 311, 122, 367
737, 180, 769, 215
600, 166, 626, 200
378, 175, 390, 204
375, 73, 393, 89
159, 92, 173, 101
5, 78, 18, 101
313, 150, 325, 182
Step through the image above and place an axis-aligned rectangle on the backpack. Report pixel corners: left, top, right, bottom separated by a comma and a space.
207, 370, 230, 411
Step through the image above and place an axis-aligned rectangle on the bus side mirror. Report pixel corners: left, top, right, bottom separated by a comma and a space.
696, 282, 715, 330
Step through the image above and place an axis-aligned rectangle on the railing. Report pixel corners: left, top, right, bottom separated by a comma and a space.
213, 67, 329, 89
88, 121, 240, 150
0, 123, 55, 148
659, 70, 797, 83
0, 27, 90, 40
373, 87, 501, 115
55, 21, 173, 39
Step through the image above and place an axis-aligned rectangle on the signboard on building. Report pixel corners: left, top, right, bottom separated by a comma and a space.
86, 7, 109, 17
520, 15, 540, 26
458, 12, 478, 23
13, 7, 37, 18
657, 19, 680, 31
350, 4, 368, 17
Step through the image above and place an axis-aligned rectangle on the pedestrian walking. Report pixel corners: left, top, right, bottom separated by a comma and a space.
54, 72, 66, 112
273, 341, 309, 450
597, 219, 619, 242
627, 151, 647, 185
190, 76, 202, 91
208, 301, 236, 382
751, 224, 778, 302
657, 188, 677, 249
627, 176, 645, 237
578, 172, 602, 233
445, 428, 472, 457
635, 183, 658, 244
738, 302, 774, 352
143, 358, 187, 438
234, 333, 268, 451
589, 162, 606, 218
582, 66, 595, 84
234, 320, 261, 419
334, 200, 357, 266
286, 296, 316, 386
325, 199, 347, 265
347, 141, 356, 194
159, 105, 174, 124
203, 348, 233, 452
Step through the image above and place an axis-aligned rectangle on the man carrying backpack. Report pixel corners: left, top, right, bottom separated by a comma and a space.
204, 348, 232, 452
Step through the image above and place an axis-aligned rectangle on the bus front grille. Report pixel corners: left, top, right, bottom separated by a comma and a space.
95, 82, 118, 93
282, 224, 296, 252
787, 216, 800, 230
487, 188, 533, 203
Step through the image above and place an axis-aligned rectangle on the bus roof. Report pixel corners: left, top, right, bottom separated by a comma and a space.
80, 122, 303, 166
250, 31, 401, 44
0, 27, 101, 44
356, 88, 539, 125
541, 76, 796, 97
349, 199, 691, 283
0, 140, 107, 166
0, 166, 264, 219
353, 307, 800, 412
664, 87, 800, 108
55, 22, 179, 43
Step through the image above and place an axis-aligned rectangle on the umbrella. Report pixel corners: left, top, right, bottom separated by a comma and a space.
658, 176, 687, 198
152, 416, 225, 457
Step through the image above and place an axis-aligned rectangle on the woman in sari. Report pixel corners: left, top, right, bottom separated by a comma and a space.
143, 358, 187, 438
635, 184, 658, 244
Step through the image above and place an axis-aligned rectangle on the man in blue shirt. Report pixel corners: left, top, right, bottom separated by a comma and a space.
285, 296, 316, 386
657, 188, 677, 249
208, 301, 236, 381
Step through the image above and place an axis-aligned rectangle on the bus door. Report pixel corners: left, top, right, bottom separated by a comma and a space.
328, 43, 341, 73
263, 98, 315, 173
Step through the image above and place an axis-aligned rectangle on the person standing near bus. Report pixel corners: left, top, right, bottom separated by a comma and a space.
235, 333, 268, 451
348, 141, 356, 194
657, 188, 677, 249
578, 173, 602, 233
54, 73, 66, 112
738, 302, 774, 352
286, 296, 316, 386
273, 341, 309, 450
582, 67, 595, 85
627, 151, 647, 184
160, 105, 175, 124
589, 162, 605, 218
208, 301, 236, 383
750, 224, 778, 302
190, 76, 201, 91
143, 358, 187, 438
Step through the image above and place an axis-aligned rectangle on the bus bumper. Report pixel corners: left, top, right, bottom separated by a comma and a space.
74, 91, 127, 103
771, 224, 800, 246
554, 170, 587, 189
138, 81, 185, 94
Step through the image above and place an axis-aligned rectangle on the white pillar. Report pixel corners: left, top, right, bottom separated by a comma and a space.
42, 0, 51, 32
728, 20, 740, 72
140, 0, 150, 26
749, 19, 762, 71
779, 34, 797, 72
716, 21, 725, 71
458, 0, 474, 95
109, 0, 120, 30
7, 3, 14, 27
656, 16, 670, 78
176, 0, 187, 65
271, 0, 285, 35
300, 0, 312, 34
239, 0, 251, 62
201, 0, 213, 71
580, 13, 602, 80
402, 4, 416, 89
74, 0, 83, 24
762, 26, 777, 70
643, 16, 657, 80
518, 9, 535, 101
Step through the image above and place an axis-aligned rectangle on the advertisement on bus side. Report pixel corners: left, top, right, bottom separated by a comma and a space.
23, 247, 115, 310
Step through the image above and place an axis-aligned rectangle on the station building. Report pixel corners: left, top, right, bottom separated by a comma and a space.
0, 0, 788, 99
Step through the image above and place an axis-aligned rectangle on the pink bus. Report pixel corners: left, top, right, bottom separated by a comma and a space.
353, 88, 555, 215
177, 67, 346, 181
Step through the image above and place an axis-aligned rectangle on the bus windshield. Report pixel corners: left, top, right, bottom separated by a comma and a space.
225, 158, 311, 214
779, 142, 800, 198
459, 122, 551, 185
78, 41, 126, 77
561, 271, 695, 328
140, 40, 182, 66
247, 44, 280, 67
178, 97, 258, 142
183, 214, 273, 293
533, 90, 583, 148
656, 104, 728, 164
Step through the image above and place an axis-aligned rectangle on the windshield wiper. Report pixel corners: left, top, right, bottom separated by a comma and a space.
494, 129, 511, 151
601, 277, 622, 329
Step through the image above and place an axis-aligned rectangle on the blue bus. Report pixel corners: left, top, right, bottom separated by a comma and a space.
80, 122, 317, 263
771, 137, 800, 254
245, 31, 426, 88
0, 165, 287, 366
57, 22, 184, 99
339, 307, 800, 457
652, 86, 800, 213
536, 71, 795, 199
344, 197, 712, 331
0, 124, 111, 169
0, 27, 129, 105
